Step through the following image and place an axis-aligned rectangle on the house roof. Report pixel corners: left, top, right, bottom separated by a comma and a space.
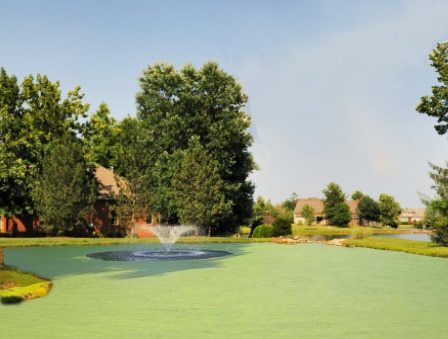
345, 200, 359, 214
95, 166, 120, 200
294, 198, 324, 215
399, 208, 425, 219
294, 198, 359, 215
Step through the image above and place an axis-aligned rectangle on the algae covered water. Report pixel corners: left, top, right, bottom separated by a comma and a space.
2, 243, 448, 338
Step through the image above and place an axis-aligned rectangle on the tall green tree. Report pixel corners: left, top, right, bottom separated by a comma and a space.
322, 182, 349, 225
172, 138, 229, 236
420, 162, 448, 245
85, 102, 120, 168
136, 62, 256, 234
416, 41, 448, 135
0, 68, 89, 222
31, 133, 97, 236
113, 117, 154, 233
357, 195, 380, 225
379, 193, 402, 228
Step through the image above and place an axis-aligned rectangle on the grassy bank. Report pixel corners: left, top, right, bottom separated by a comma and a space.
0, 266, 52, 303
345, 236, 448, 258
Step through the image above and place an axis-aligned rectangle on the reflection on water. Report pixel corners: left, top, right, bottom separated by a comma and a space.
373, 233, 431, 242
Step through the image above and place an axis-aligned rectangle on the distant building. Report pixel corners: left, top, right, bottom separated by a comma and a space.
398, 208, 425, 224
293, 197, 360, 225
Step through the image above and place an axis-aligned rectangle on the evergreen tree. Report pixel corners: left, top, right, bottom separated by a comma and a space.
172, 138, 229, 235
322, 182, 350, 225
32, 133, 97, 236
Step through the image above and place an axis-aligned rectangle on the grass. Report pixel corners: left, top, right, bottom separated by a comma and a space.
345, 236, 448, 258
0, 266, 52, 303
292, 224, 415, 236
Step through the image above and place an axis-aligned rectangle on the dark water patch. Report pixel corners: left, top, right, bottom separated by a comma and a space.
87, 249, 231, 261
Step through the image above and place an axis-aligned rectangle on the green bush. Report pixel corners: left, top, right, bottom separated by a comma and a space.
272, 217, 292, 236
252, 224, 275, 238
351, 227, 373, 240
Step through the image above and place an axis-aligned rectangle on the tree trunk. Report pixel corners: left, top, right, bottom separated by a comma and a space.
0, 247, 4, 266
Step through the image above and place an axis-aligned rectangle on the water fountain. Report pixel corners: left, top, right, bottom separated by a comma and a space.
87, 225, 231, 261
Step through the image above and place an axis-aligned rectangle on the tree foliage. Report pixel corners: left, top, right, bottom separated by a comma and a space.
357, 195, 380, 225
331, 203, 351, 227
416, 41, 448, 135
300, 204, 315, 226
172, 138, 229, 235
0, 68, 89, 222
379, 193, 402, 228
322, 182, 349, 225
420, 162, 448, 245
113, 117, 154, 233
351, 190, 364, 201
31, 133, 97, 236
272, 217, 292, 236
136, 62, 256, 234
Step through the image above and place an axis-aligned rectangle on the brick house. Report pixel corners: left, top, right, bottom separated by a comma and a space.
293, 197, 360, 225
1, 166, 130, 236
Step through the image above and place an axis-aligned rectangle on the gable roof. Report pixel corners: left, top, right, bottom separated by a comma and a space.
294, 198, 359, 215
294, 198, 324, 215
95, 166, 120, 200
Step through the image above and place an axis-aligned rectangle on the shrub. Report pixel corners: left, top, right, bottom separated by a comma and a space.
251, 224, 275, 238
239, 226, 251, 234
272, 217, 292, 236
351, 227, 373, 240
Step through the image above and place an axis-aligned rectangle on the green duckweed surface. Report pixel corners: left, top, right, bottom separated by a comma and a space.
2, 243, 448, 338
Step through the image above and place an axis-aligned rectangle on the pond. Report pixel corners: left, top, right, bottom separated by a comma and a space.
373, 233, 432, 242
2, 242, 448, 338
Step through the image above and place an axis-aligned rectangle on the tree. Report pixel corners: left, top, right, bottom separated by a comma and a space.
272, 217, 292, 237
419, 162, 448, 245
31, 133, 97, 236
113, 117, 154, 234
282, 192, 298, 211
85, 102, 120, 169
351, 190, 364, 201
416, 41, 448, 135
357, 195, 380, 225
300, 204, 315, 226
379, 193, 402, 228
331, 203, 352, 226
172, 138, 229, 236
136, 62, 256, 234
322, 182, 348, 225
0, 68, 89, 224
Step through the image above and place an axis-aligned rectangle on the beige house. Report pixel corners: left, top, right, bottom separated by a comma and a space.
398, 208, 425, 224
294, 197, 360, 225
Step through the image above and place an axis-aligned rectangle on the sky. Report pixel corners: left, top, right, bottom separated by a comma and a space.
1, 0, 448, 208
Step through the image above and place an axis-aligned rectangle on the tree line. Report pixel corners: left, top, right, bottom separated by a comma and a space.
0, 62, 256, 236
253, 183, 402, 229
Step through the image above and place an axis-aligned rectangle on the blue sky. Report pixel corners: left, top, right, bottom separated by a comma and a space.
2, 0, 448, 208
